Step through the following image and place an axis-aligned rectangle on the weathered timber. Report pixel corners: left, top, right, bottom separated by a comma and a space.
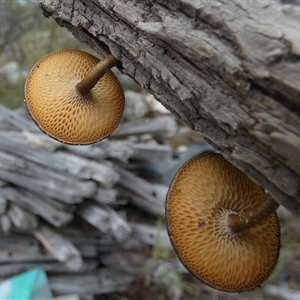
105, 205, 132, 242
130, 142, 173, 161
38, 0, 300, 215
92, 187, 118, 205
112, 115, 177, 138
0, 260, 98, 279
7, 203, 39, 231
0, 102, 217, 297
0, 234, 54, 263
115, 165, 167, 215
2, 187, 73, 228
100, 250, 149, 275
48, 269, 134, 295
0, 195, 7, 214
122, 189, 164, 216
33, 223, 83, 271
0, 129, 173, 163
76, 201, 132, 242
0, 136, 119, 188
131, 222, 172, 249
76, 202, 111, 233
0, 214, 11, 234
0, 104, 39, 132
0, 151, 96, 203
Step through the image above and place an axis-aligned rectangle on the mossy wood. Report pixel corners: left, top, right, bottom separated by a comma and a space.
38, 0, 300, 215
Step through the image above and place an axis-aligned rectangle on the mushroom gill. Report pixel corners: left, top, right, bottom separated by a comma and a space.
165, 153, 280, 292
24, 50, 124, 145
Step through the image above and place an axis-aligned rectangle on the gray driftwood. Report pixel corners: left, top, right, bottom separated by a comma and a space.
0, 235, 54, 263
116, 165, 167, 215
33, 223, 83, 271
0, 103, 185, 297
0, 260, 98, 279
2, 187, 73, 227
48, 269, 134, 295
38, 0, 300, 215
8, 203, 39, 231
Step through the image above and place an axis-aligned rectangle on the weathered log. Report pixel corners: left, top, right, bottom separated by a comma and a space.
112, 115, 176, 138
0, 151, 96, 203
130, 142, 173, 161
100, 250, 149, 275
48, 269, 134, 295
123, 189, 164, 216
76, 202, 111, 233
0, 234, 54, 263
264, 285, 300, 300
115, 165, 167, 215
76, 201, 132, 242
92, 187, 118, 205
2, 187, 73, 228
0, 104, 39, 132
0, 136, 119, 188
33, 223, 83, 271
7, 203, 39, 230
0, 214, 11, 234
131, 222, 172, 249
38, 0, 300, 215
105, 205, 132, 242
0, 194, 7, 214
0, 260, 98, 279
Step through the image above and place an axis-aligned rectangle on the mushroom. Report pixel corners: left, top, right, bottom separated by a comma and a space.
24, 50, 125, 145
165, 152, 280, 292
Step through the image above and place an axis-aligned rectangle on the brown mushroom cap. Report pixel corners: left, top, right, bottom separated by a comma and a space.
165, 153, 280, 292
24, 50, 124, 145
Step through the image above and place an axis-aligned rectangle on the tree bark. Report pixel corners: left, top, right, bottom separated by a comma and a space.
38, 0, 300, 216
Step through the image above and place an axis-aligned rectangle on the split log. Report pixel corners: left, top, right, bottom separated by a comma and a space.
48, 269, 134, 295
0, 151, 96, 203
264, 285, 300, 300
112, 115, 176, 138
0, 260, 98, 279
115, 165, 167, 215
76, 202, 111, 233
2, 187, 73, 228
0, 104, 39, 132
0, 214, 11, 235
38, 0, 300, 215
0, 194, 7, 214
0, 136, 119, 188
105, 205, 132, 242
7, 203, 39, 231
33, 223, 83, 271
76, 202, 132, 242
131, 222, 172, 249
92, 187, 118, 205
0, 234, 54, 263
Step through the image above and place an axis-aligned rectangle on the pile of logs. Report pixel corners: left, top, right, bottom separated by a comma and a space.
0, 103, 192, 299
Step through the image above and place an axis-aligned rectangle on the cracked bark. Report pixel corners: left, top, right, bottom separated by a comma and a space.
38, 0, 300, 216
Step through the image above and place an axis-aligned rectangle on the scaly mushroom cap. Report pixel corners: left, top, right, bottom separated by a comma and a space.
165, 153, 280, 292
24, 50, 124, 145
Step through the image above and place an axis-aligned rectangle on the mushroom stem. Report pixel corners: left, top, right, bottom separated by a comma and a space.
227, 194, 279, 234
75, 54, 120, 97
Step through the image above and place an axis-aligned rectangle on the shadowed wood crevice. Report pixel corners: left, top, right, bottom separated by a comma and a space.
38, 0, 300, 215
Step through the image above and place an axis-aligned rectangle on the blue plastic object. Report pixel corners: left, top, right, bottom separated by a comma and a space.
0, 268, 52, 300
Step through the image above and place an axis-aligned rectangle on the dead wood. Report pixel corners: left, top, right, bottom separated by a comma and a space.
38, 0, 300, 215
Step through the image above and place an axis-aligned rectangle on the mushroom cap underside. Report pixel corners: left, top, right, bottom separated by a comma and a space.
24, 49, 125, 145
165, 153, 280, 292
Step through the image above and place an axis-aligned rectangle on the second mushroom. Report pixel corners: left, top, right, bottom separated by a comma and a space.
165, 152, 280, 292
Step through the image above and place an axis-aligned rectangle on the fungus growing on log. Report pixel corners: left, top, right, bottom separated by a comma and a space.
165, 152, 280, 292
24, 50, 124, 145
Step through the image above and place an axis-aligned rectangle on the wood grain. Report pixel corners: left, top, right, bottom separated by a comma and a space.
38, 0, 300, 215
